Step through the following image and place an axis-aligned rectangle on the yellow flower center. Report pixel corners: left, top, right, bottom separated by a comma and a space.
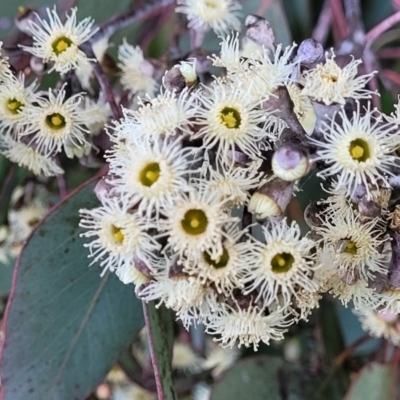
45, 113, 66, 130
181, 209, 208, 235
203, 246, 230, 269
111, 225, 124, 245
139, 162, 160, 187
52, 36, 73, 55
344, 240, 358, 255
322, 72, 338, 83
349, 138, 370, 162
220, 107, 241, 129
205, 0, 217, 8
7, 98, 23, 114
271, 252, 294, 273
28, 217, 40, 227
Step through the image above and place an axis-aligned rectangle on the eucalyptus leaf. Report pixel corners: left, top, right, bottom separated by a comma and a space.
0, 178, 144, 400
344, 363, 397, 400
210, 355, 302, 400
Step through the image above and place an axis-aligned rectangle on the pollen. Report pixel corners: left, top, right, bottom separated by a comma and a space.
111, 225, 124, 245
181, 209, 208, 235
45, 112, 66, 130
139, 162, 161, 187
271, 252, 294, 273
344, 240, 358, 255
220, 107, 241, 129
7, 98, 23, 114
52, 36, 73, 55
349, 138, 370, 162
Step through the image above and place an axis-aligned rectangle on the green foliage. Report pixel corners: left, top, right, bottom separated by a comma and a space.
344, 363, 398, 400
210, 355, 303, 400
0, 180, 145, 400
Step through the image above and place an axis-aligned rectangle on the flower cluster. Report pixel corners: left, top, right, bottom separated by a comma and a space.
5, 5, 400, 349
76, 12, 400, 350
0, 8, 110, 177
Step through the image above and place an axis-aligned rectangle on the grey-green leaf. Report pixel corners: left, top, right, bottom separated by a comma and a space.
0, 179, 145, 400
210, 355, 302, 400
344, 363, 397, 400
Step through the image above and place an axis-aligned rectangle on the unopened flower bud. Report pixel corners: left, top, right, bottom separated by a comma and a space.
272, 144, 309, 181
294, 38, 323, 66
94, 176, 116, 203
226, 149, 251, 166
245, 15, 275, 50
357, 198, 381, 218
350, 184, 367, 203
163, 61, 198, 92
304, 201, 324, 227
248, 177, 294, 219
30, 56, 46, 75
163, 67, 186, 92
15, 7, 38, 35
133, 257, 154, 279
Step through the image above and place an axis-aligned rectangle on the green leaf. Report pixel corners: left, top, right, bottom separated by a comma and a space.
76, 0, 131, 24
344, 363, 397, 400
0, 178, 145, 400
0, 260, 14, 297
317, 297, 349, 398
144, 302, 177, 400
210, 355, 302, 400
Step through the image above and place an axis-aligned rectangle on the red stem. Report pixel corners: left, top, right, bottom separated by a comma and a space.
312, 0, 332, 44
142, 302, 165, 400
366, 11, 400, 46
330, 0, 349, 43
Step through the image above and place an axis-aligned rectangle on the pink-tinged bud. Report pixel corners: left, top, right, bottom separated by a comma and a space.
248, 177, 294, 219
163, 67, 186, 92
15, 7, 39, 35
94, 176, 116, 203
226, 149, 251, 165
294, 39, 323, 66
272, 144, 309, 181
304, 201, 324, 227
357, 198, 381, 218
163, 61, 198, 93
30, 56, 46, 75
245, 15, 275, 50
378, 310, 397, 324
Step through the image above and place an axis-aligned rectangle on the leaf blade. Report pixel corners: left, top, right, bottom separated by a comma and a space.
0, 179, 145, 400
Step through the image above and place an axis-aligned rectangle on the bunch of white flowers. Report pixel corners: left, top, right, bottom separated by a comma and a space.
4, 5, 400, 349
77, 10, 400, 350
